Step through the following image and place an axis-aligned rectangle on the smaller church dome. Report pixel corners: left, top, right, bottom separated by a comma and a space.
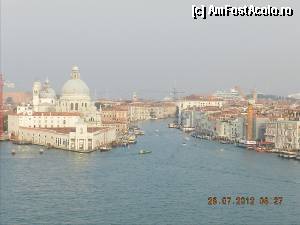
40, 88, 56, 98
39, 79, 56, 99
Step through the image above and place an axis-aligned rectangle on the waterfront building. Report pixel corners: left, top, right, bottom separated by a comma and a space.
128, 102, 176, 122
7, 66, 116, 151
214, 117, 245, 141
180, 109, 202, 131
101, 106, 129, 134
254, 116, 270, 141
17, 123, 115, 152
180, 105, 246, 141
265, 120, 300, 151
194, 113, 216, 137
176, 95, 224, 124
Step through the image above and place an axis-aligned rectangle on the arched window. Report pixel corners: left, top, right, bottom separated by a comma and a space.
71, 103, 74, 110
75, 103, 78, 110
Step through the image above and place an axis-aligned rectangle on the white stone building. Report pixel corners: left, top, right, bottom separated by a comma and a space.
265, 120, 300, 151
176, 97, 224, 124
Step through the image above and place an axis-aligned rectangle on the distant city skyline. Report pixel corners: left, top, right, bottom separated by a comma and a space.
1, 0, 299, 99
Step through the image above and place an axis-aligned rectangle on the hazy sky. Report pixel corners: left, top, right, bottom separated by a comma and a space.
1, 0, 299, 99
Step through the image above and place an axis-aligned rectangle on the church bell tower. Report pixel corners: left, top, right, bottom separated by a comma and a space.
32, 81, 41, 111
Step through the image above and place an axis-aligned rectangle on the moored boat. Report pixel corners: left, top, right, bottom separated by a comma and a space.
278, 151, 297, 159
168, 123, 177, 128
99, 146, 112, 152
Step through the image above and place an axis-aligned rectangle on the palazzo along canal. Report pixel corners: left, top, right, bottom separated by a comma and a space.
1, 119, 300, 225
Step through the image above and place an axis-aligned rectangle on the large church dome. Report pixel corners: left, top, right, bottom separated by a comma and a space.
61, 66, 90, 99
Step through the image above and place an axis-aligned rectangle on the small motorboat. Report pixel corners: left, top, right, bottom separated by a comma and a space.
11, 149, 16, 155
139, 149, 152, 155
40, 148, 44, 154
182, 142, 187, 146
155, 129, 159, 133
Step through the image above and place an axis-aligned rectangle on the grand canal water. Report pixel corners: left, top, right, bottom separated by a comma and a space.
1, 119, 300, 225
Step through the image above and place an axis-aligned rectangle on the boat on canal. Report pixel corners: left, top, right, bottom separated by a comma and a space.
139, 149, 152, 155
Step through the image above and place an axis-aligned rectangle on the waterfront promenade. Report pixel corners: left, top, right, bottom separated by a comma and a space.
1, 119, 300, 225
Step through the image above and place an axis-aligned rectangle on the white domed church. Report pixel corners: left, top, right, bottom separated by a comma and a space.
32, 66, 102, 126
56, 66, 101, 125
8, 66, 116, 152
57, 66, 94, 113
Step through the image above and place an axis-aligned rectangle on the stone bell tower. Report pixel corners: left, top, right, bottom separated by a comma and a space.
32, 81, 41, 111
